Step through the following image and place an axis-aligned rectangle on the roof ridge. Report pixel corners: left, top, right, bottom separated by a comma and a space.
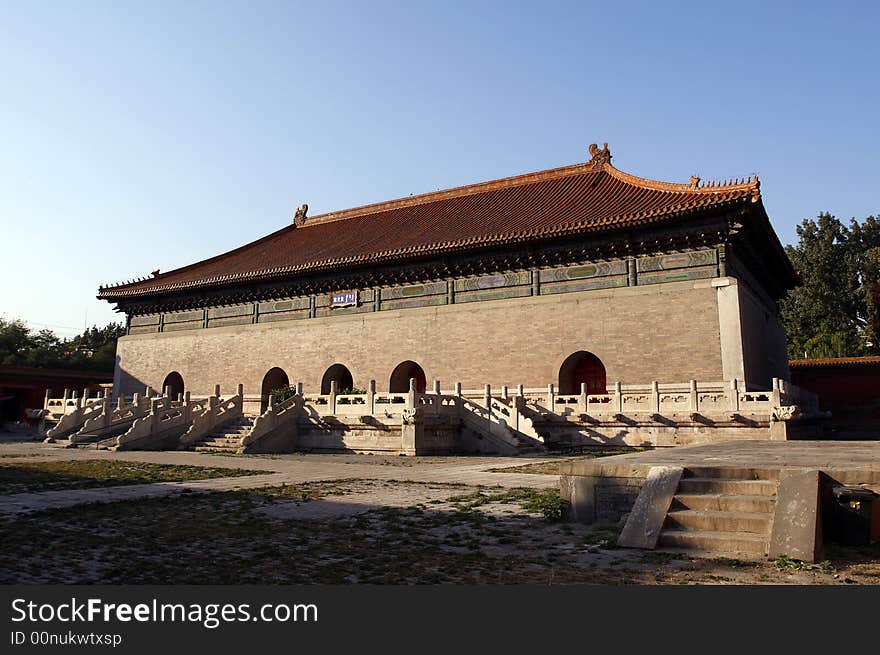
789, 356, 880, 367
603, 162, 760, 199
299, 161, 598, 228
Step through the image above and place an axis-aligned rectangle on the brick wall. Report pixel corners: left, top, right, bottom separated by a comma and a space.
115, 279, 725, 398
738, 282, 790, 388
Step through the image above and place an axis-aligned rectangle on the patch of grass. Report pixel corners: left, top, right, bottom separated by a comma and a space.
519, 489, 565, 521
709, 556, 757, 569
772, 555, 834, 574
446, 487, 564, 521
640, 551, 685, 565
581, 524, 622, 547
0, 454, 49, 459
0, 460, 264, 495
490, 448, 649, 475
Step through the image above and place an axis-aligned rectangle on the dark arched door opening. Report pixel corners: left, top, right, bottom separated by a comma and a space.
261, 367, 290, 413
559, 351, 606, 395
389, 360, 427, 393
321, 364, 354, 394
162, 372, 185, 401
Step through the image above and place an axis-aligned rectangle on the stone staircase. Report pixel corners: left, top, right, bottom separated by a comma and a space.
512, 436, 546, 454
187, 416, 255, 453
657, 467, 779, 557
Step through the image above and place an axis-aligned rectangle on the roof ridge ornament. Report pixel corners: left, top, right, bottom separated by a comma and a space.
588, 142, 611, 169
293, 203, 309, 226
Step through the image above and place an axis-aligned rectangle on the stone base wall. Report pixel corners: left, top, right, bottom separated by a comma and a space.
561, 467, 648, 525
539, 421, 775, 449
115, 279, 730, 399
295, 420, 406, 454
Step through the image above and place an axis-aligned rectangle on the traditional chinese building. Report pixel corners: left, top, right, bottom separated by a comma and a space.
98, 144, 796, 415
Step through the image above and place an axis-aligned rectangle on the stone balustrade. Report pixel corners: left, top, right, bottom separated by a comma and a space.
74, 376, 821, 453
294, 376, 816, 424
178, 385, 244, 448
241, 387, 304, 452
116, 392, 213, 450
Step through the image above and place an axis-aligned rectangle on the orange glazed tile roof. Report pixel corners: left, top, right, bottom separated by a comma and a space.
98, 148, 762, 299
789, 356, 880, 368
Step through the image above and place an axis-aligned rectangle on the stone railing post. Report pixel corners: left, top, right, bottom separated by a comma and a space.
548, 383, 555, 413
102, 394, 112, 428
729, 379, 740, 411
615, 381, 623, 414
150, 398, 162, 431
484, 384, 492, 429
771, 378, 781, 407
506, 386, 519, 431
184, 391, 192, 425
214, 384, 221, 398
296, 382, 303, 396
579, 382, 587, 414
517, 384, 524, 398
689, 380, 699, 412
43, 388, 51, 411
331, 380, 339, 414
368, 379, 376, 415
117, 396, 125, 411
650, 381, 660, 414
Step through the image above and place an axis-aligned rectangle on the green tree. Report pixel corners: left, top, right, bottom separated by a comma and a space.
781, 213, 880, 358
0, 319, 125, 370
0, 319, 35, 366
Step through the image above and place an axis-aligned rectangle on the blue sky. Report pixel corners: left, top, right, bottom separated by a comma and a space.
1, 1, 877, 337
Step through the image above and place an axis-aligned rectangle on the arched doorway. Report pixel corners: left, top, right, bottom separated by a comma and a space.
389, 360, 427, 393
162, 372, 185, 401
261, 367, 290, 413
321, 363, 354, 394
559, 351, 606, 395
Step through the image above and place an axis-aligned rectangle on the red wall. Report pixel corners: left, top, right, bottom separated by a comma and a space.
0, 367, 112, 423
790, 360, 880, 436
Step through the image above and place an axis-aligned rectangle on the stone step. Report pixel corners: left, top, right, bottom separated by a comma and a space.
195, 439, 240, 446
664, 509, 772, 534
210, 429, 249, 435
672, 493, 776, 514
657, 529, 768, 556
677, 478, 777, 496
193, 445, 241, 453
683, 467, 780, 481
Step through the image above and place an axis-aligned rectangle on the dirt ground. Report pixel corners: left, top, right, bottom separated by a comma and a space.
2, 476, 878, 585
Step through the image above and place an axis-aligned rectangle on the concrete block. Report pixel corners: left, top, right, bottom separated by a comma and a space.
768, 468, 822, 563
618, 465, 683, 549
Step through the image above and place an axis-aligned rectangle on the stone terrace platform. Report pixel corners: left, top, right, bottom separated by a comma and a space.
561, 440, 880, 488
561, 440, 880, 560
